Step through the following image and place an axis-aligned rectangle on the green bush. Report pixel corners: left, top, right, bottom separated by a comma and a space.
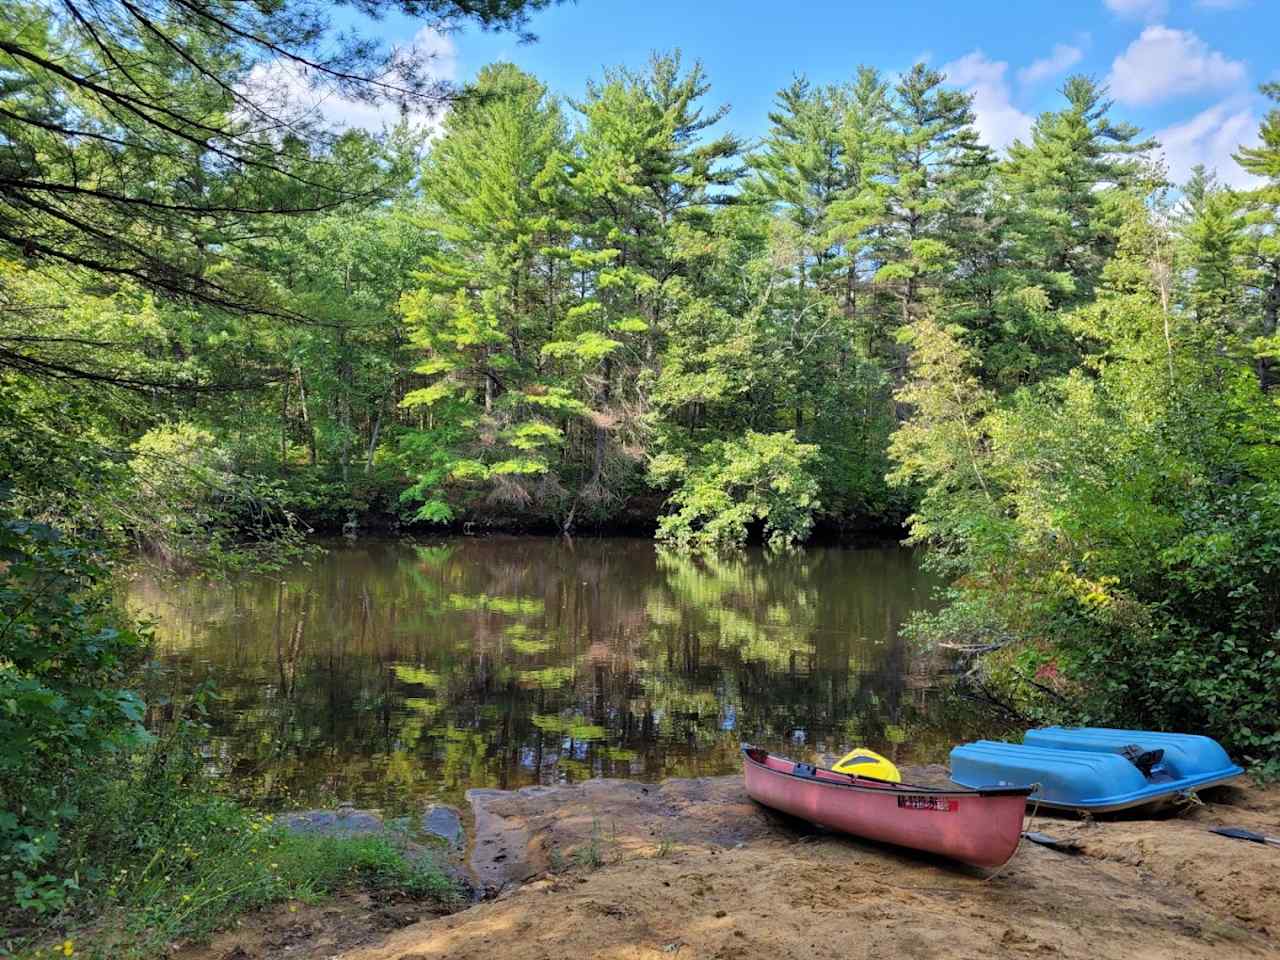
892, 194, 1280, 775
651, 431, 821, 550
3, 716, 457, 958
897, 322, 1280, 776
0, 494, 148, 917
125, 423, 311, 572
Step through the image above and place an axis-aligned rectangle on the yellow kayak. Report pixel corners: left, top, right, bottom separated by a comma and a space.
832, 747, 901, 782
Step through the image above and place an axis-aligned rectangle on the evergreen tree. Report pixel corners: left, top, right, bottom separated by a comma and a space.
0, 0, 556, 318
985, 76, 1154, 385
827, 67, 896, 332
556, 52, 742, 518
1001, 76, 1152, 307
1235, 82, 1280, 391
400, 64, 580, 521
748, 76, 845, 291
872, 64, 991, 338
742, 70, 899, 520
1177, 167, 1248, 337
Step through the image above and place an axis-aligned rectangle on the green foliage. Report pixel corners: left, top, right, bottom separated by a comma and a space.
398, 64, 578, 523
0, 495, 457, 951
895, 191, 1280, 769
0, 0, 556, 311
0, 495, 148, 918
4, 0, 1280, 801
123, 423, 302, 571
4, 723, 456, 958
652, 431, 821, 550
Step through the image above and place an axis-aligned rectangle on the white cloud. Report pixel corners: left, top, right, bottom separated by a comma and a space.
1154, 97, 1262, 189
1108, 26, 1247, 105
1103, 0, 1169, 19
241, 27, 457, 134
941, 51, 1034, 151
1017, 44, 1085, 87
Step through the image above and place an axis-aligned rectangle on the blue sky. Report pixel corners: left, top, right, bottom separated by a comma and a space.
332, 0, 1279, 187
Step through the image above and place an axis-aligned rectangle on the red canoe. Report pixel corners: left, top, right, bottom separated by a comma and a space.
742, 745, 1032, 868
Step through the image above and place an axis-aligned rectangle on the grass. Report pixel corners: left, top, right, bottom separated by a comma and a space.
568, 817, 623, 871
571, 836, 605, 870
3, 736, 459, 960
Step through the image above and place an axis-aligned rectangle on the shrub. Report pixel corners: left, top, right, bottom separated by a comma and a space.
5, 724, 456, 957
898, 331, 1280, 775
124, 423, 310, 572
0, 493, 148, 917
2, 701, 455, 957
651, 430, 821, 550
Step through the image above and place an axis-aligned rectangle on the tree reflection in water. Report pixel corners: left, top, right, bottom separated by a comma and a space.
127, 538, 945, 813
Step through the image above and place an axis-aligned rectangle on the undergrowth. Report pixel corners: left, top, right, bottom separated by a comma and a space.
3, 726, 457, 960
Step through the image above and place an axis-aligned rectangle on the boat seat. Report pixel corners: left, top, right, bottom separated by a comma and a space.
792, 762, 819, 780
1120, 745, 1164, 777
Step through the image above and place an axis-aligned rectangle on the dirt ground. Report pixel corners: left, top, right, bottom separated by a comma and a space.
184, 768, 1280, 960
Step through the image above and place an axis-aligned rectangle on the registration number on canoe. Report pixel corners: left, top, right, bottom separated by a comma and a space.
897, 795, 958, 812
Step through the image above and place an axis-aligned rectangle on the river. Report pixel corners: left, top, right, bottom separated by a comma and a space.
126, 537, 952, 814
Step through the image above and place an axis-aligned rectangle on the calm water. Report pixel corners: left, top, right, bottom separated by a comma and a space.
127, 538, 950, 813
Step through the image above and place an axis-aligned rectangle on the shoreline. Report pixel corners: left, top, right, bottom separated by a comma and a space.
180, 767, 1280, 960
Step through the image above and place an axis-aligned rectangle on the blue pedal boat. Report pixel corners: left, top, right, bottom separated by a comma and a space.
949, 727, 1245, 813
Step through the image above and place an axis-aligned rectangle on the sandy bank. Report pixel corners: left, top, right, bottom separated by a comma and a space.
186, 768, 1280, 960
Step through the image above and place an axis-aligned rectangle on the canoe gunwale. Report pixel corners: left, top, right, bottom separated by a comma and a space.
741, 745, 1034, 799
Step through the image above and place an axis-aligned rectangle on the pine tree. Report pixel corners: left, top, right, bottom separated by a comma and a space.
827, 67, 895, 329
748, 76, 845, 291
872, 64, 991, 339
1001, 77, 1152, 306
400, 64, 581, 521
751, 68, 894, 332
1235, 82, 1280, 391
554, 52, 743, 515
981, 77, 1154, 385
1177, 167, 1248, 337
0, 0, 554, 316
741, 69, 898, 517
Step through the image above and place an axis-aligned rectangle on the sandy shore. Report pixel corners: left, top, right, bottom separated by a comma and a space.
184, 768, 1280, 960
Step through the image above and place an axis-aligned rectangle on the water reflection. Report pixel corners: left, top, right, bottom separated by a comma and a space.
127, 538, 943, 812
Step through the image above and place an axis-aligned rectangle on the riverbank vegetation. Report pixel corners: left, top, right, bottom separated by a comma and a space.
4, 0, 1280, 950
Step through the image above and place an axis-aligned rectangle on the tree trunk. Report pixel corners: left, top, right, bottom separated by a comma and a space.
591, 355, 613, 486
296, 366, 317, 467
1258, 262, 1280, 392
843, 261, 856, 319
337, 328, 351, 484
365, 394, 385, 475
280, 376, 290, 466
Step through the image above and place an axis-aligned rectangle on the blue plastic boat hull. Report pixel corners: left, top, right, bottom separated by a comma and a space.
949, 727, 1244, 813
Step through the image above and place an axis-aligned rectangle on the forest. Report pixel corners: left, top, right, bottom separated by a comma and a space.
3, 0, 1280, 953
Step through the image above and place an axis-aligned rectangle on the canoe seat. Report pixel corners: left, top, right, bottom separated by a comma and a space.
793, 762, 819, 780
1120, 745, 1164, 777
